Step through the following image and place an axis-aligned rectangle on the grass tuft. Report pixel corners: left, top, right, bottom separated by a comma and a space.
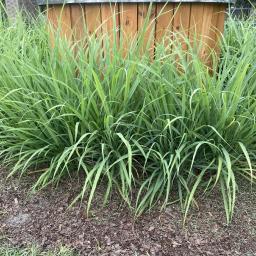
0, 11, 256, 223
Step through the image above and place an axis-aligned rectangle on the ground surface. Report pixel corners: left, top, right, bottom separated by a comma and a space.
0, 169, 256, 256
0, 244, 74, 256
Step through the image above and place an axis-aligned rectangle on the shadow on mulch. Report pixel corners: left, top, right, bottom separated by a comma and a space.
0, 169, 256, 256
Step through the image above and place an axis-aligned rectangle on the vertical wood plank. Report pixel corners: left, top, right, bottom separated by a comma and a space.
199, 4, 215, 64
209, 4, 226, 66
204, 4, 218, 48
173, 3, 191, 51
120, 3, 138, 56
155, 3, 174, 46
85, 4, 102, 37
195, 4, 226, 68
189, 3, 226, 69
46, 2, 226, 70
189, 3, 205, 48
70, 4, 86, 43
47, 4, 72, 46
101, 3, 120, 49
47, 6, 59, 30
200, 4, 219, 68
137, 3, 156, 58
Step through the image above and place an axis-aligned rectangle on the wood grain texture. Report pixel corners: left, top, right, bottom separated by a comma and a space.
101, 3, 120, 48
138, 3, 156, 58
189, 3, 205, 47
190, 3, 225, 69
208, 4, 222, 50
47, 4, 72, 45
202, 4, 219, 68
173, 3, 191, 51
45, 2, 227, 69
199, 4, 214, 64
155, 3, 174, 46
120, 3, 137, 56
85, 4, 102, 37
70, 4, 85, 42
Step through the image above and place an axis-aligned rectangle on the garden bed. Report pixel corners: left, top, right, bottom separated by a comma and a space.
1, 170, 256, 255
0, 7, 256, 256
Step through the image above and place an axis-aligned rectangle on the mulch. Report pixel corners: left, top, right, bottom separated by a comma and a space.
0, 169, 256, 256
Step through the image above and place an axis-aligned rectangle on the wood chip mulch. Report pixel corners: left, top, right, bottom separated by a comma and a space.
0, 170, 256, 255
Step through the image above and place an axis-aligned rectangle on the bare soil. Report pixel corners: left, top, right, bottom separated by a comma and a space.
0, 169, 256, 256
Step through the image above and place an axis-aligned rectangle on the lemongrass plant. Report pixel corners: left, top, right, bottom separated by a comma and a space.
0, 9, 255, 223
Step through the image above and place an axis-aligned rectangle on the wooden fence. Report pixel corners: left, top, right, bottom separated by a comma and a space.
46, 2, 228, 66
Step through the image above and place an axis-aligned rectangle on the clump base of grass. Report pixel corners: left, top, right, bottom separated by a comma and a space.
0, 11, 256, 223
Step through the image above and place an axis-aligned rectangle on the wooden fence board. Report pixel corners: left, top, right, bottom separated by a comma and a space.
101, 3, 120, 48
173, 3, 191, 51
46, 2, 227, 68
70, 4, 85, 42
47, 5, 72, 46
138, 3, 156, 58
189, 3, 205, 47
84, 4, 102, 37
155, 3, 174, 46
120, 3, 138, 56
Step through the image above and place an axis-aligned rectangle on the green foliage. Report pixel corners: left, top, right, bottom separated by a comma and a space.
0, 11, 255, 224
0, 245, 74, 256
0, 0, 6, 21
235, 0, 255, 7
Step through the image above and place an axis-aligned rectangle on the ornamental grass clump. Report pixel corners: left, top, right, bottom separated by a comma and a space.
0, 11, 255, 223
